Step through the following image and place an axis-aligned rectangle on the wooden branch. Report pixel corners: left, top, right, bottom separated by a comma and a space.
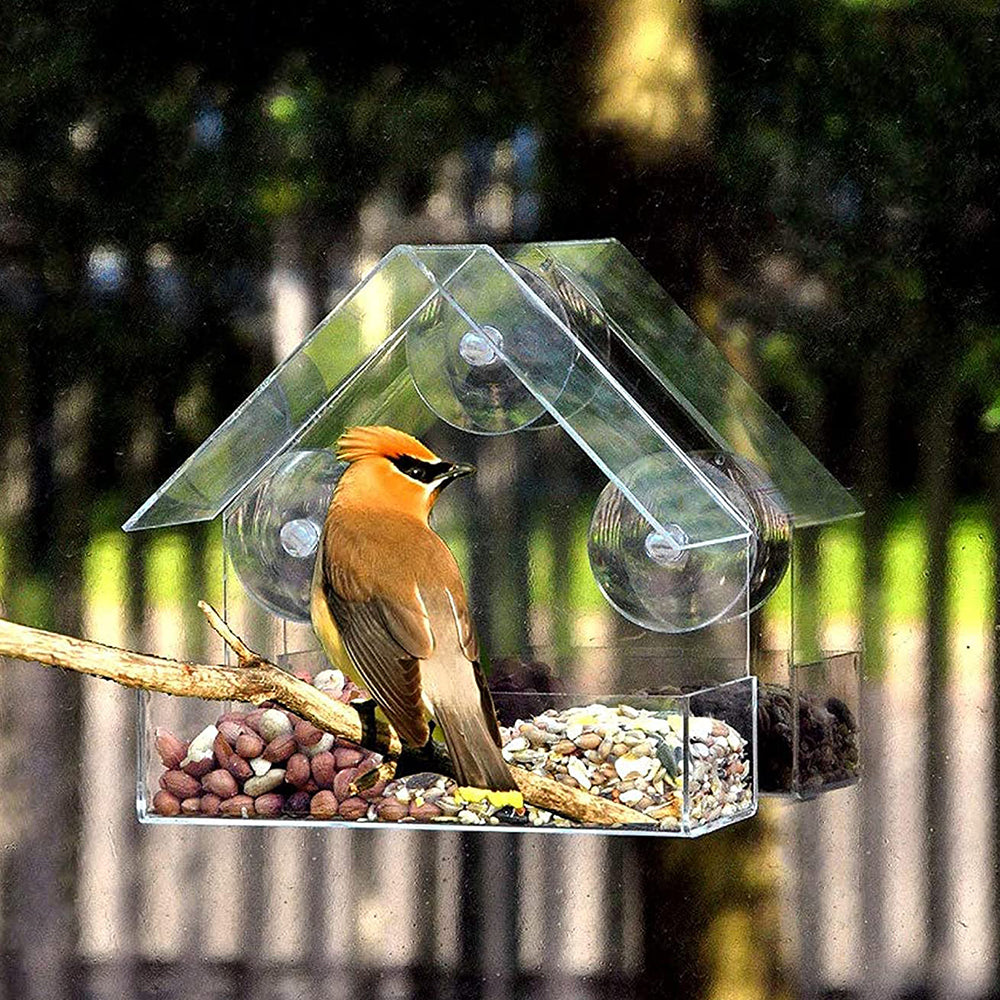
0, 610, 400, 754
0, 606, 655, 827
511, 769, 663, 826
198, 601, 258, 665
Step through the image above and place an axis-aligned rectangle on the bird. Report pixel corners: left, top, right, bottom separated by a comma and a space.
310, 424, 521, 806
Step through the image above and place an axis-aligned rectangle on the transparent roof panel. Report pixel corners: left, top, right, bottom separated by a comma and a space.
123, 247, 438, 531
509, 239, 861, 527
409, 246, 750, 548
124, 240, 850, 548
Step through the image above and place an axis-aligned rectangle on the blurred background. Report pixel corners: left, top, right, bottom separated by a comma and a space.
0, 1, 997, 997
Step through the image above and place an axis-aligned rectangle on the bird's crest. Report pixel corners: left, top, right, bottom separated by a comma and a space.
336, 425, 439, 464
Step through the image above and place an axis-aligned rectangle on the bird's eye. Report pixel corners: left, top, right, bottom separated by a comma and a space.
391, 455, 435, 482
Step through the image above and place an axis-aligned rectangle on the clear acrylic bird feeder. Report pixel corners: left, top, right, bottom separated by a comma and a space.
125, 239, 862, 836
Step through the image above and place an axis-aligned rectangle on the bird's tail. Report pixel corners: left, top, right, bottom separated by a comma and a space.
436, 705, 517, 792
421, 658, 518, 793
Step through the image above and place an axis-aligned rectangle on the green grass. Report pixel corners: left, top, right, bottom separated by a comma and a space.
527, 519, 554, 609
525, 500, 991, 641
8, 575, 54, 629
763, 567, 791, 631
947, 506, 993, 629
2, 497, 996, 658
202, 524, 225, 611
569, 505, 605, 613
882, 505, 927, 622
875, 502, 993, 628
527, 504, 606, 616
82, 530, 128, 606
144, 532, 191, 608
0, 530, 52, 626
763, 505, 994, 682
819, 518, 862, 620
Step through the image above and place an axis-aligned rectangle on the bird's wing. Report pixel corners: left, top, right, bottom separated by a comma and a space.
417, 585, 511, 787
437, 585, 501, 749
320, 558, 434, 748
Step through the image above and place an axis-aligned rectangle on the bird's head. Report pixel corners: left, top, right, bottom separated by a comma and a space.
333, 425, 475, 521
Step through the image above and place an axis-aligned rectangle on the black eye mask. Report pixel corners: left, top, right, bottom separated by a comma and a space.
389, 455, 452, 484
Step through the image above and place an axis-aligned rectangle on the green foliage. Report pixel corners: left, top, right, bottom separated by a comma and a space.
0, 7, 995, 994
958, 324, 1000, 431
704, 0, 999, 501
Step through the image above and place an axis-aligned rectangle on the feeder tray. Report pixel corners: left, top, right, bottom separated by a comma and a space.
125, 239, 863, 835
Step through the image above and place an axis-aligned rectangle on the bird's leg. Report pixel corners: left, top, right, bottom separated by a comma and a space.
353, 698, 385, 755
353, 703, 457, 780
355, 710, 522, 808
393, 722, 458, 780
396, 725, 523, 810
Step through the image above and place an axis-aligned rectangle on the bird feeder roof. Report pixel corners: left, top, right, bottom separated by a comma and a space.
124, 239, 860, 544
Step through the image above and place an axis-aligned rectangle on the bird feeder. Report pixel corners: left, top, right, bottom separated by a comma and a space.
125, 239, 862, 836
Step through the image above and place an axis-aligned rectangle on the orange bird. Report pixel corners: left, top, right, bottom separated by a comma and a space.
310, 425, 520, 801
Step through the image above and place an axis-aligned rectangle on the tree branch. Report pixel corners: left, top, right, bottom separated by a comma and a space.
0, 606, 655, 827
198, 600, 258, 665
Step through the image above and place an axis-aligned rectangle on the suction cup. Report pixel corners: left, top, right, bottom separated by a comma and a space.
529, 260, 613, 426
695, 450, 790, 613
588, 451, 789, 633
226, 449, 344, 623
405, 262, 577, 434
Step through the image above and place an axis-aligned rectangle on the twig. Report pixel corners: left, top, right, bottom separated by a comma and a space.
0, 606, 655, 827
198, 600, 258, 665
512, 769, 667, 826
0, 610, 399, 753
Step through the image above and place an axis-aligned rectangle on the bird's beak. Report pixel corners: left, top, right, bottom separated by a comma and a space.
430, 462, 476, 501
443, 462, 476, 482
433, 462, 476, 492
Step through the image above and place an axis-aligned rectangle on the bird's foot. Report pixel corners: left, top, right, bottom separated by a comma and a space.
394, 739, 453, 780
